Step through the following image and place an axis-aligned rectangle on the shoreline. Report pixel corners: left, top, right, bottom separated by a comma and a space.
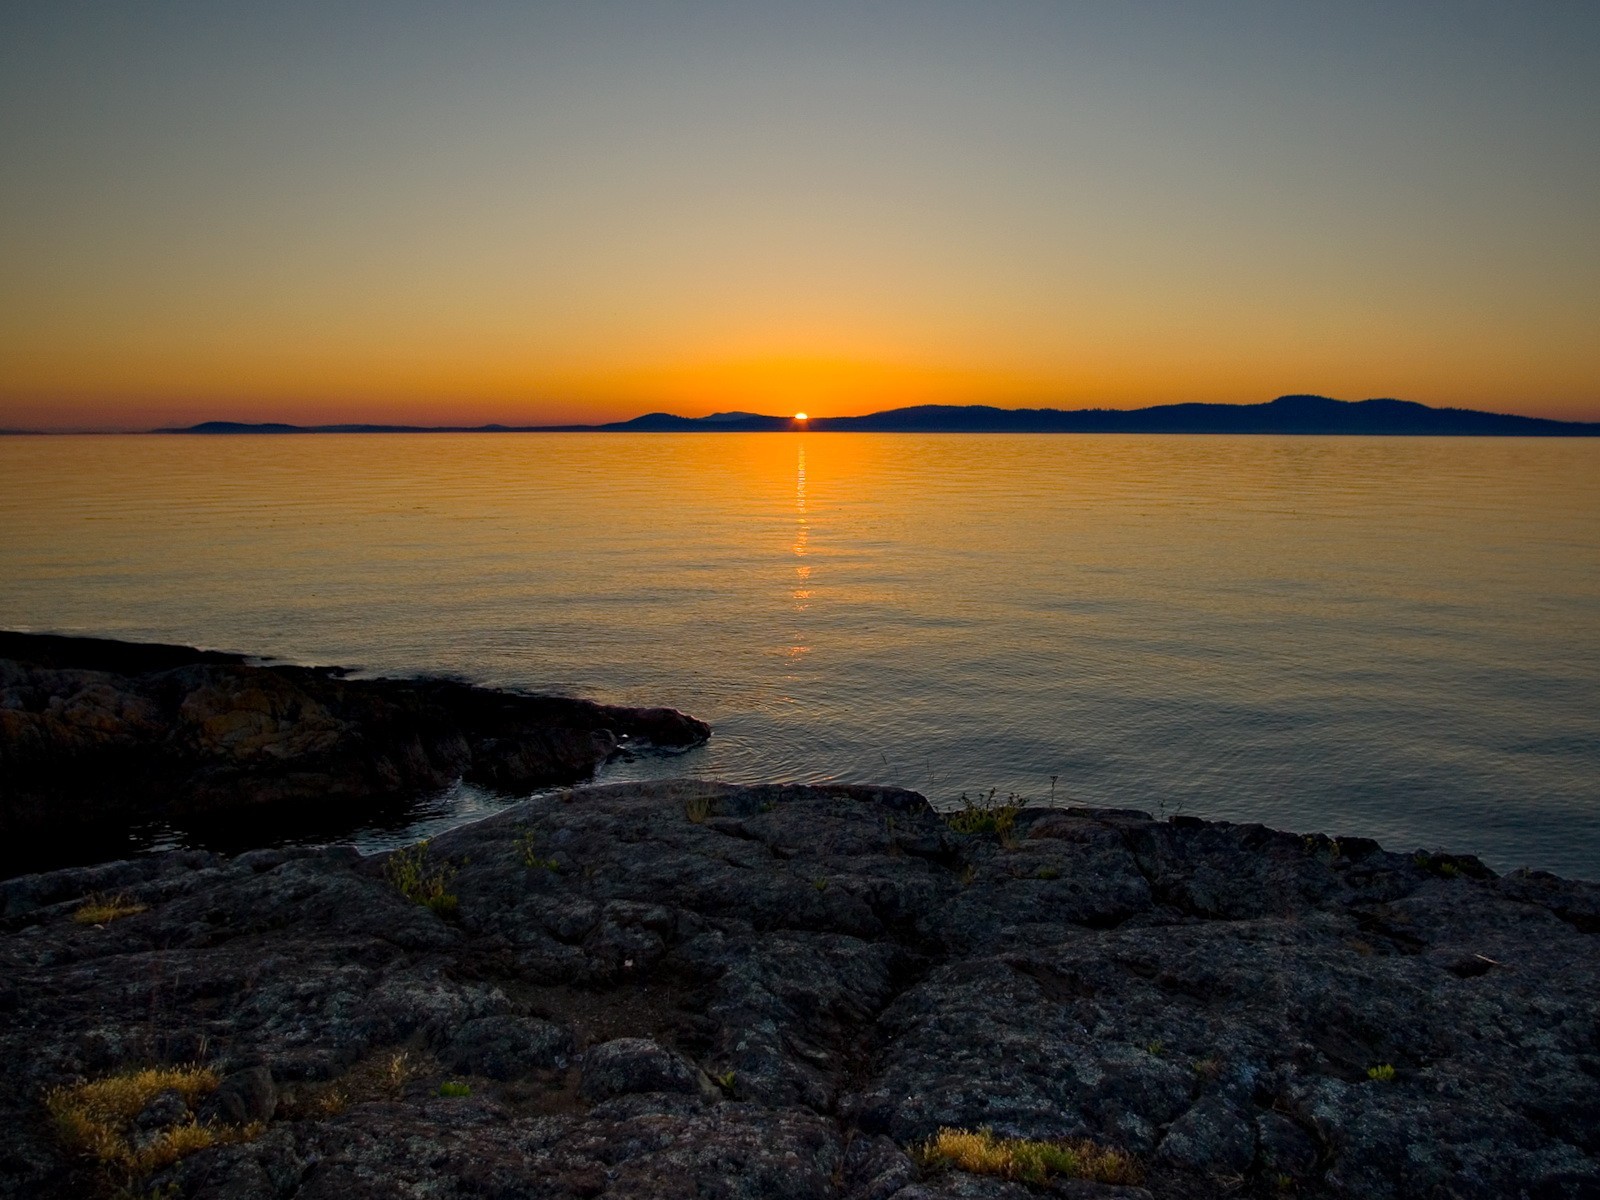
4, 633, 1599, 1195
0, 630, 709, 879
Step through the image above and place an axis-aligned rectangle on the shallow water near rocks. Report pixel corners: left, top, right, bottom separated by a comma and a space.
2, 432, 1596, 878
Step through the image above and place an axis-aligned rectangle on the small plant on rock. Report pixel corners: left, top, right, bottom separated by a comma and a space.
384, 840, 458, 917
714, 1070, 737, 1093
1413, 852, 1460, 878
916, 1126, 1141, 1186
1035, 866, 1061, 880
312, 1087, 348, 1116
1367, 1063, 1396, 1083
72, 894, 147, 925
385, 1051, 420, 1095
684, 795, 717, 824
514, 829, 560, 871
1191, 1056, 1223, 1081
437, 1080, 472, 1098
945, 789, 1026, 841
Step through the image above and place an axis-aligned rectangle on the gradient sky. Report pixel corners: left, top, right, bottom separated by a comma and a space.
2, 1, 1597, 429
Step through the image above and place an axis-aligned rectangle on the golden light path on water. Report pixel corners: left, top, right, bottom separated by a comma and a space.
1, 432, 1597, 877
791, 443, 811, 662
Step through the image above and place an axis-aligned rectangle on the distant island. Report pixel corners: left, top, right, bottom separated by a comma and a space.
145, 395, 1600, 436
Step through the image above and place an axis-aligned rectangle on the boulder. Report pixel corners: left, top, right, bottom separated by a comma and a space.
579, 1037, 713, 1101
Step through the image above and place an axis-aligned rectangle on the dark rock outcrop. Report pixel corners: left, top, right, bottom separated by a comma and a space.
0, 631, 709, 872
1, 780, 1596, 1198
579, 1037, 717, 1102
442, 1015, 575, 1079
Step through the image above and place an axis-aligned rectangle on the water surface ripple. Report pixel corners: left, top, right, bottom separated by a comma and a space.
3, 433, 1596, 878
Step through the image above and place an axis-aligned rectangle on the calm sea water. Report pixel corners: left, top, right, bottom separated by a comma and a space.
2, 433, 1596, 878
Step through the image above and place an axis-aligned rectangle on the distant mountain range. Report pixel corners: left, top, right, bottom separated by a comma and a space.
152, 395, 1598, 436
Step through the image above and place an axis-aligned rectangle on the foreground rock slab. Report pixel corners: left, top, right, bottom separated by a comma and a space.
1, 781, 1597, 1199
0, 631, 709, 870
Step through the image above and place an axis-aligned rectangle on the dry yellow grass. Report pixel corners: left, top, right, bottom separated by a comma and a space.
312, 1087, 349, 1117
44, 1064, 259, 1179
918, 1126, 1142, 1186
386, 1051, 421, 1095
71, 894, 147, 925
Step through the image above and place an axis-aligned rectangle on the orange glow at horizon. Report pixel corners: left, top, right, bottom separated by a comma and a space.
3, 341, 1598, 430
3, 7, 1597, 430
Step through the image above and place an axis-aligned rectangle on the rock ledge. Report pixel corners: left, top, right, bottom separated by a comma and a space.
1, 780, 1596, 1199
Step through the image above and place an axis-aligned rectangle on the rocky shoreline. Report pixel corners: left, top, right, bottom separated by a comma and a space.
0, 632, 709, 874
2, 778, 1597, 1199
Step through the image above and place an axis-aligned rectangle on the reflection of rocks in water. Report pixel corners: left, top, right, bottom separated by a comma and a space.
0, 631, 709, 874
1, 779, 1596, 1198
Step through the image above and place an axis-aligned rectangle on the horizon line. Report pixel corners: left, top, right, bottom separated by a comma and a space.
5, 393, 1600, 436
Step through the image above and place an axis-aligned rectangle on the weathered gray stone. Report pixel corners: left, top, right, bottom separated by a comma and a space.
1157, 1096, 1255, 1172
0, 778, 1596, 1199
579, 1037, 712, 1101
441, 1014, 573, 1079
213, 1067, 277, 1125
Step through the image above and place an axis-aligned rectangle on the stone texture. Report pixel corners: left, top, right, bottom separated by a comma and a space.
441, 1014, 574, 1079
579, 1037, 713, 1101
0, 779, 1596, 1199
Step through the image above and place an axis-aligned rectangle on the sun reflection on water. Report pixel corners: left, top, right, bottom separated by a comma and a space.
788, 440, 811, 658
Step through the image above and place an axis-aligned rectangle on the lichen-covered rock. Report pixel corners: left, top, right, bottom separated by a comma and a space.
442, 1014, 574, 1079
212, 1067, 278, 1125
580, 1037, 713, 1101
1157, 1096, 1255, 1172
0, 779, 1596, 1199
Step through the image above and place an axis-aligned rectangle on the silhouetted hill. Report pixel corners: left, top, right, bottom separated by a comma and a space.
598, 411, 794, 432
150, 396, 1599, 436
813, 395, 1597, 434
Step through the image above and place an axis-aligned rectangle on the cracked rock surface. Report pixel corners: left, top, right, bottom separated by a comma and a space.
1, 780, 1597, 1198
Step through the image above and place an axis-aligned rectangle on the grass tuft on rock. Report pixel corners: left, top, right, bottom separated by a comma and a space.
44, 1064, 260, 1180
383, 840, 458, 916
917, 1126, 1141, 1186
514, 828, 560, 871
944, 790, 1025, 841
684, 794, 718, 823
72, 894, 147, 925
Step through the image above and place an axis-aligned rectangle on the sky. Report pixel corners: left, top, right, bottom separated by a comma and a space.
1, 1, 1597, 430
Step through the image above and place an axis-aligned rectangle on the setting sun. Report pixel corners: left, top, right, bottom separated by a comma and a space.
794, 412, 808, 422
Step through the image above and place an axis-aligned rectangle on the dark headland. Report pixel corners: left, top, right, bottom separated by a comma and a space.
2, 634, 1598, 1198
150, 395, 1600, 436
0, 630, 709, 876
